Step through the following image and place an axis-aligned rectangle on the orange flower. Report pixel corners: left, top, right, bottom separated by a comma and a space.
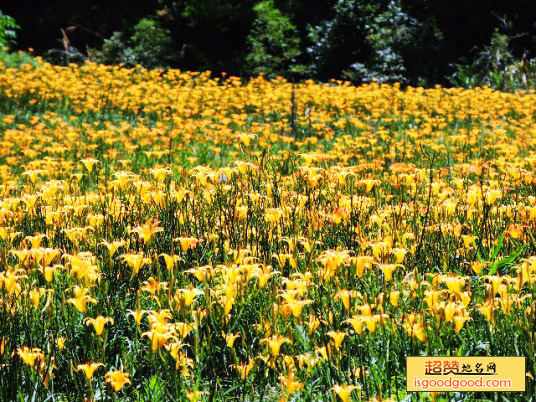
105, 369, 131, 392
131, 219, 164, 243
17, 346, 44, 367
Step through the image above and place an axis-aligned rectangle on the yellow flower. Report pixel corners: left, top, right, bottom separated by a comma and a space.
101, 240, 125, 257
169, 349, 194, 375
404, 320, 426, 342
105, 369, 131, 392
68, 287, 97, 313
462, 235, 478, 249
391, 247, 408, 264
317, 250, 351, 278
175, 236, 199, 252
127, 309, 147, 328
84, 315, 114, 336
362, 314, 385, 334
344, 315, 364, 335
279, 370, 304, 395
44, 265, 58, 282
24, 234, 46, 249
141, 277, 168, 300
223, 332, 240, 349
148, 309, 173, 327
76, 362, 103, 380
327, 331, 346, 349
122, 253, 150, 277
165, 341, 187, 368
131, 219, 164, 243
143, 326, 176, 351
250, 265, 279, 288
22, 169, 46, 184
231, 359, 255, 379
17, 346, 44, 367
238, 133, 256, 147
471, 261, 484, 275
442, 276, 465, 293
56, 337, 66, 351
0, 270, 26, 295
186, 390, 207, 402
335, 289, 352, 310
29, 288, 46, 309
332, 384, 360, 402
179, 287, 204, 307
308, 314, 322, 334
175, 322, 193, 339
379, 263, 402, 281
68, 254, 99, 281
261, 335, 291, 357
479, 301, 496, 323
160, 253, 182, 271
80, 158, 100, 173
389, 290, 400, 307
443, 302, 458, 323
454, 310, 472, 333
281, 298, 313, 318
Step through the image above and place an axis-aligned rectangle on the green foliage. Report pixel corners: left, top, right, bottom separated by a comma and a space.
124, 18, 173, 68
44, 47, 87, 66
169, 0, 257, 73
96, 32, 126, 65
343, 0, 415, 83
0, 10, 19, 49
308, 0, 414, 83
0, 47, 40, 68
96, 18, 173, 69
5, 0, 536, 86
474, 234, 526, 277
450, 30, 536, 91
307, 0, 370, 80
245, 0, 305, 78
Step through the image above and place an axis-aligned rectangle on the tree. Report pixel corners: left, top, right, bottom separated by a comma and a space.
158, 0, 257, 74
343, 0, 415, 83
0, 10, 19, 49
307, 0, 372, 81
450, 29, 536, 91
308, 0, 415, 83
123, 18, 174, 68
246, 0, 305, 77
95, 18, 174, 69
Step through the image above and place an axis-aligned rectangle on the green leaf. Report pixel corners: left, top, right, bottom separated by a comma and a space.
473, 239, 483, 263
488, 245, 525, 276
489, 232, 504, 261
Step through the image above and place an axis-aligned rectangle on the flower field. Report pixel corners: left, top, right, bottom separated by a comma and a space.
1, 62, 536, 401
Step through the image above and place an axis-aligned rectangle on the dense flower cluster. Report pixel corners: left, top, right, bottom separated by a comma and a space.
1, 62, 535, 401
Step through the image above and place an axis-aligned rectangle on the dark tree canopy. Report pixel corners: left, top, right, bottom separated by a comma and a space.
2, 0, 536, 86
